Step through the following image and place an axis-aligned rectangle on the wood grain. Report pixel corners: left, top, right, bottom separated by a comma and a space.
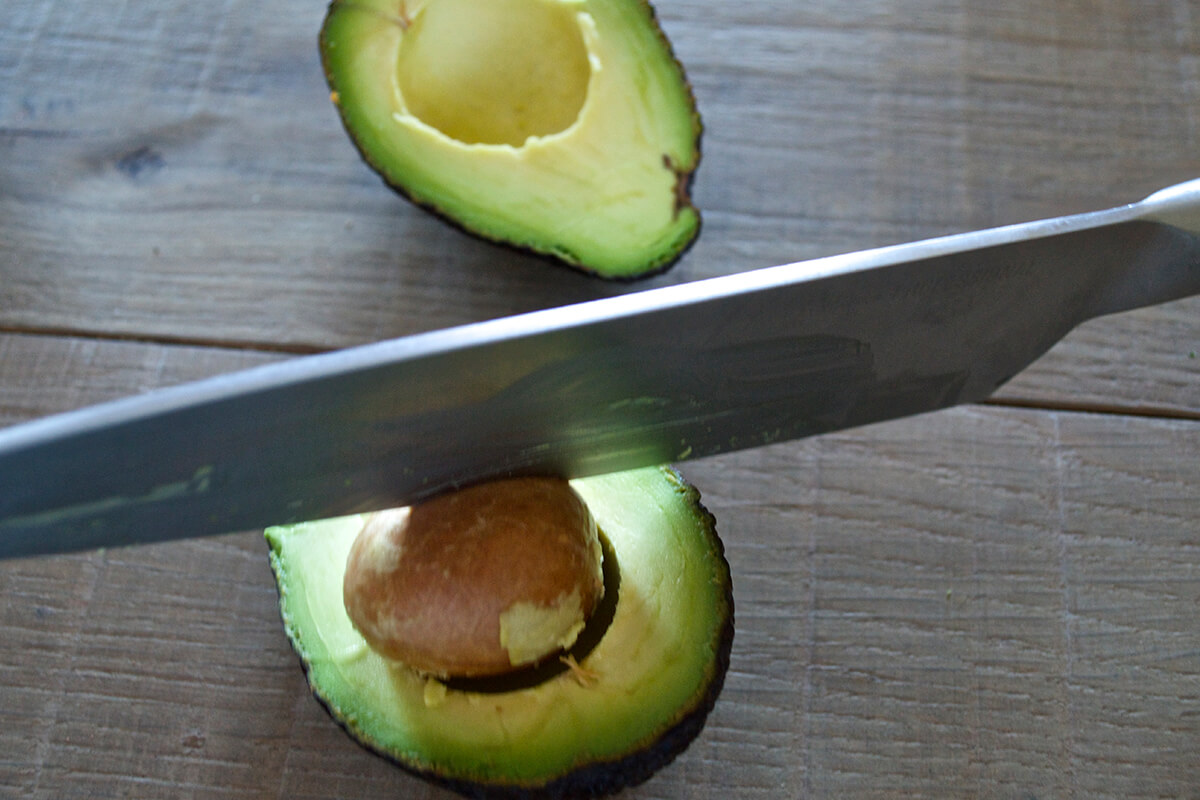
2, 1, 1197, 354
1, 0, 1198, 798
0, 335, 1196, 799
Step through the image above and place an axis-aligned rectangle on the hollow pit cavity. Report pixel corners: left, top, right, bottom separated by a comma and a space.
396, 0, 591, 147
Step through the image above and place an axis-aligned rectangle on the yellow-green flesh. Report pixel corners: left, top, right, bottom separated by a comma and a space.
265, 466, 729, 786
321, 0, 701, 276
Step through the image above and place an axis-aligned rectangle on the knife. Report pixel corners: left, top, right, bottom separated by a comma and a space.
1, 180, 1198, 558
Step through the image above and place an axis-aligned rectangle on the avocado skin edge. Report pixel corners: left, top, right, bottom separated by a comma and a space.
269, 468, 734, 799
318, 0, 704, 281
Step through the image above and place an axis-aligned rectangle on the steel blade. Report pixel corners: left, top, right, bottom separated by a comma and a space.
1, 180, 1197, 557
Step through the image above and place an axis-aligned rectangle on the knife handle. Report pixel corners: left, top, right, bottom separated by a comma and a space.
1140, 178, 1200, 234
1084, 179, 1200, 319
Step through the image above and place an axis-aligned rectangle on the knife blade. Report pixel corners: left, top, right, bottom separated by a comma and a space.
1, 180, 1198, 558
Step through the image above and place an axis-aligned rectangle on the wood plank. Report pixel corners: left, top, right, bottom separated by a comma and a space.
0, 333, 282, 428
683, 408, 1200, 799
2, 1, 1197, 404
0, 333, 1197, 799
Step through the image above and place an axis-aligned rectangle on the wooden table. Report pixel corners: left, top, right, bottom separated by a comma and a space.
2, 1, 1198, 797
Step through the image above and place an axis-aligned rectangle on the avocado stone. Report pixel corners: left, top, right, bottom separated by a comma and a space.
265, 466, 733, 798
320, 0, 702, 278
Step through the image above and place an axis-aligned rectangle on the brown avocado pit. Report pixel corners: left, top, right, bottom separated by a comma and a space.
343, 478, 604, 678
443, 530, 621, 695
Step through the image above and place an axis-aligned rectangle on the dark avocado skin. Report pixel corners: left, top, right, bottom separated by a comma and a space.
318, 0, 703, 280
270, 471, 733, 799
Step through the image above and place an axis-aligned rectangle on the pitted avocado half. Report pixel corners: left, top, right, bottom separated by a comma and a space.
320, 0, 702, 278
265, 466, 733, 798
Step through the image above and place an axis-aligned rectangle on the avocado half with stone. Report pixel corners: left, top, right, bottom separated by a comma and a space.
320, 0, 702, 278
265, 466, 733, 798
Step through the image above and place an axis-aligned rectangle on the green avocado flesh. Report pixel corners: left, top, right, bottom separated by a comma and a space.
320, 0, 702, 278
266, 466, 732, 797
